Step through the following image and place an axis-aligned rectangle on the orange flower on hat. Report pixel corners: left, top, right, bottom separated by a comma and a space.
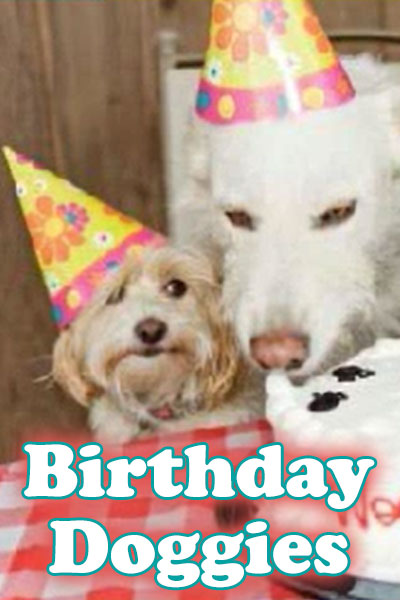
214, 0, 270, 62
336, 72, 352, 97
303, 3, 331, 54
26, 195, 85, 266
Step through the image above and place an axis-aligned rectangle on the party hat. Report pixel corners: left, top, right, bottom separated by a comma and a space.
3, 147, 164, 329
196, 0, 355, 124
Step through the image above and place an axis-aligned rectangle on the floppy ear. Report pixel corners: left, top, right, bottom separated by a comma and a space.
202, 301, 240, 409
53, 329, 92, 407
198, 283, 240, 409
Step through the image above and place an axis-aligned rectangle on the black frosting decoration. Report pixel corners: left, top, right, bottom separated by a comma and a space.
332, 365, 375, 383
308, 391, 348, 413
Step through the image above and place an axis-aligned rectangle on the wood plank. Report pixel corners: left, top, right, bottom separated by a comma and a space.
44, 0, 165, 231
315, 0, 382, 28
382, 0, 400, 60
0, 0, 86, 463
159, 0, 212, 53
314, 0, 382, 55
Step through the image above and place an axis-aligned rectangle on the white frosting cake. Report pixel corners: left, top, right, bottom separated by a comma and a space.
266, 339, 400, 584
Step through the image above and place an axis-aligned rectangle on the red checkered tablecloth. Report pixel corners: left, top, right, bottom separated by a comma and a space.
0, 421, 309, 600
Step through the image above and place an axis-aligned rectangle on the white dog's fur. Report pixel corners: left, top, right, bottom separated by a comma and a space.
174, 56, 400, 379
53, 247, 263, 443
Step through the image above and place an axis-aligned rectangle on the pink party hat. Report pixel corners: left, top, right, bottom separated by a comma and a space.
3, 147, 165, 329
196, 0, 355, 124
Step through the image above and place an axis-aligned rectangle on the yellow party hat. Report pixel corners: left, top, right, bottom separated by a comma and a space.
196, 0, 355, 124
3, 147, 164, 328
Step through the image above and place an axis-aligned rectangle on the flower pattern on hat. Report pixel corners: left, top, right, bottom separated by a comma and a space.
45, 273, 61, 293
16, 182, 27, 198
58, 203, 89, 233
26, 196, 85, 266
33, 178, 47, 193
260, 1, 288, 35
214, 0, 269, 62
92, 231, 114, 249
303, 3, 332, 54
197, 0, 356, 125
207, 58, 224, 83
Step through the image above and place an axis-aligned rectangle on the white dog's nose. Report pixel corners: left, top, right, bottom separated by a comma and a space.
135, 318, 167, 345
250, 331, 308, 371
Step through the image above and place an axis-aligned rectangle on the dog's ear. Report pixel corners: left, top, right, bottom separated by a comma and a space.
53, 329, 92, 407
200, 291, 240, 409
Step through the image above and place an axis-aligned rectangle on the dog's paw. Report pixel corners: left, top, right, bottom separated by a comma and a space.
89, 397, 140, 445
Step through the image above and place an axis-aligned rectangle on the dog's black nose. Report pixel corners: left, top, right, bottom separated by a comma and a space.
135, 318, 167, 345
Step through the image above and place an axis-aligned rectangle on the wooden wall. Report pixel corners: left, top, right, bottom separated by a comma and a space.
0, 0, 398, 461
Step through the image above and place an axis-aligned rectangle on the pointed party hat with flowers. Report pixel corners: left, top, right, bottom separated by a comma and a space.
3, 147, 164, 329
196, 0, 355, 124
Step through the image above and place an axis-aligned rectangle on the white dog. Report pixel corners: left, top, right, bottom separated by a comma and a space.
174, 56, 400, 381
53, 247, 263, 443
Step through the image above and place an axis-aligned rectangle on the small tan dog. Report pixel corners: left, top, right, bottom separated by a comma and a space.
53, 247, 263, 443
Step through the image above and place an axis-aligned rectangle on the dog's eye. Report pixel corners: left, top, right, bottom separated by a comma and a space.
314, 200, 357, 229
225, 210, 255, 231
106, 285, 126, 306
164, 279, 188, 299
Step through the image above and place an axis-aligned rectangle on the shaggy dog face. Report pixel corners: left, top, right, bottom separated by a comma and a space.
53, 247, 240, 441
175, 57, 400, 380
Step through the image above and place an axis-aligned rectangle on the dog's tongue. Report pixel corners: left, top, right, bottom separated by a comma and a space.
150, 404, 174, 421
